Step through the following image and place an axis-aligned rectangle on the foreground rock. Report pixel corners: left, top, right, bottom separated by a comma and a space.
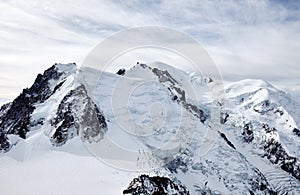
123, 175, 190, 195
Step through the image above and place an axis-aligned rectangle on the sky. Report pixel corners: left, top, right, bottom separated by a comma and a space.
0, 0, 300, 99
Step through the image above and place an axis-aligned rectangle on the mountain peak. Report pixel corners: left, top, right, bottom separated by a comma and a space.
0, 63, 77, 151
54, 62, 77, 74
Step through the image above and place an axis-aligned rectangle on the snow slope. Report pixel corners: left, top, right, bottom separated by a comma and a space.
0, 136, 136, 195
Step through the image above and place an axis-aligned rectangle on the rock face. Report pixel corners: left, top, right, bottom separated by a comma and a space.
242, 123, 254, 143
262, 124, 300, 180
0, 64, 73, 151
0, 131, 10, 152
50, 85, 107, 146
123, 175, 190, 195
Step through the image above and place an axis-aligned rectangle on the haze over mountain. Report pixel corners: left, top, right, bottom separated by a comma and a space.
1, 0, 300, 99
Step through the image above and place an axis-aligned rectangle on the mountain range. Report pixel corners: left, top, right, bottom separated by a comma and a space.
0, 62, 299, 194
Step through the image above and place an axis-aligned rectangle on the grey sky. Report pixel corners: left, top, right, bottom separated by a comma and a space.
0, 0, 299, 99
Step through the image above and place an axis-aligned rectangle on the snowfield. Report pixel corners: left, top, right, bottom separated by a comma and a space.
0, 138, 136, 195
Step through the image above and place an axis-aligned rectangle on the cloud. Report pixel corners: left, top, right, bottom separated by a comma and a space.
0, 0, 299, 98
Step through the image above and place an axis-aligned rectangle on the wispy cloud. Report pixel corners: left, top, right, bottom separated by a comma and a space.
0, 0, 299, 98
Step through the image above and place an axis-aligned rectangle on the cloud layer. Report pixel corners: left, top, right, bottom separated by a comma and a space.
0, 0, 299, 98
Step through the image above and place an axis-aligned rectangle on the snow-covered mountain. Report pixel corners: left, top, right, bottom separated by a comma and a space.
221, 79, 300, 193
0, 62, 299, 194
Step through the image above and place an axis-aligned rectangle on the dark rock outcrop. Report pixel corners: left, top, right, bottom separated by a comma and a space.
262, 124, 300, 180
0, 132, 10, 152
123, 175, 190, 195
293, 128, 300, 137
50, 85, 107, 146
253, 100, 276, 115
219, 131, 236, 149
116, 68, 126, 76
242, 123, 254, 143
220, 112, 229, 124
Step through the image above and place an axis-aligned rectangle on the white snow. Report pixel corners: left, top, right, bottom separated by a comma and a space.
0, 145, 135, 195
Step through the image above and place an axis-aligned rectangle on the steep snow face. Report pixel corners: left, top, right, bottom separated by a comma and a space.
222, 79, 300, 193
122, 62, 215, 125
124, 62, 214, 104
